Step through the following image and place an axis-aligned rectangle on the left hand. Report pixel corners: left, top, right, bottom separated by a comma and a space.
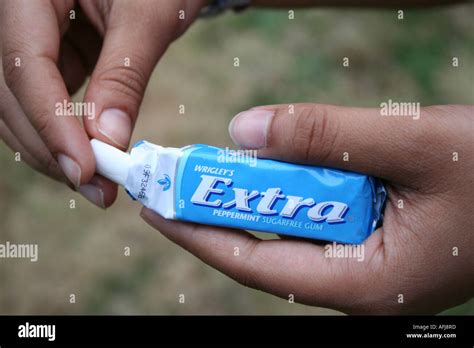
0, 0, 206, 207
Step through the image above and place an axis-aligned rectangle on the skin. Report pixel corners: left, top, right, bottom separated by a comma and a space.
0, 0, 469, 205
142, 104, 474, 314
0, 0, 472, 313
0, 0, 207, 206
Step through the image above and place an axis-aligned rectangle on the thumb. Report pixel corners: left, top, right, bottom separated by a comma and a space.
83, 3, 196, 149
228, 103, 438, 186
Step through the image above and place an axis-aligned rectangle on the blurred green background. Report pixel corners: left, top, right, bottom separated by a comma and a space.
1, 4, 473, 315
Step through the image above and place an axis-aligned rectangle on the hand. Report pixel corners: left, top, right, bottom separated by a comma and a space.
0, 0, 206, 207
141, 103, 474, 314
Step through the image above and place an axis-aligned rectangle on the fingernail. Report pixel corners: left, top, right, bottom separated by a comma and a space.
229, 109, 274, 149
97, 108, 132, 148
78, 184, 105, 209
57, 154, 81, 187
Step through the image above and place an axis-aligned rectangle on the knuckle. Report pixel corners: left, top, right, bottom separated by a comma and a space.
290, 107, 317, 162
33, 108, 54, 142
96, 62, 147, 104
290, 105, 339, 163
2, 48, 28, 91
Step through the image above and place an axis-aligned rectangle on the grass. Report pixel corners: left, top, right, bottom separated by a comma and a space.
0, 4, 473, 315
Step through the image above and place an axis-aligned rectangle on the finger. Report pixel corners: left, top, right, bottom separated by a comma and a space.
82, 2, 187, 149
1, 0, 95, 187
140, 207, 382, 312
228, 103, 442, 186
77, 174, 117, 208
58, 10, 103, 93
2, 77, 121, 208
62, 7, 102, 74
1, 84, 119, 208
0, 80, 64, 181
0, 118, 48, 176
0, 115, 116, 208
0, 117, 115, 207
58, 39, 88, 95
0, 115, 117, 208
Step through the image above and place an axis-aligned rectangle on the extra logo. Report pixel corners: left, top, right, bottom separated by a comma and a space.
190, 175, 348, 223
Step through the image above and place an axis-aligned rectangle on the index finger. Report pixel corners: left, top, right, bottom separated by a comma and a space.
1, 0, 94, 186
140, 207, 385, 313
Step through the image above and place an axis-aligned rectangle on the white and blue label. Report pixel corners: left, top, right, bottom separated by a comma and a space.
173, 144, 385, 244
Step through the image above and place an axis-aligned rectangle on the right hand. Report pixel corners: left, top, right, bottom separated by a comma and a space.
142, 103, 474, 314
0, 0, 207, 207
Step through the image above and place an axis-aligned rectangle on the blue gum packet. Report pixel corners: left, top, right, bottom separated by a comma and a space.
91, 140, 386, 244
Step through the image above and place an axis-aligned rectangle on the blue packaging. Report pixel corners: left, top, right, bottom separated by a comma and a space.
91, 140, 386, 244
